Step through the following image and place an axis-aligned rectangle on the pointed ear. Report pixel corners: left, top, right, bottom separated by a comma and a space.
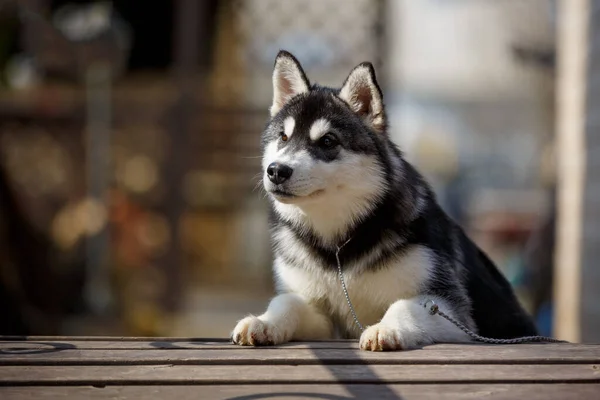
270, 51, 310, 117
338, 62, 386, 133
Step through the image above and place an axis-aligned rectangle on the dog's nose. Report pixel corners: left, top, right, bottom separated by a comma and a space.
267, 162, 293, 184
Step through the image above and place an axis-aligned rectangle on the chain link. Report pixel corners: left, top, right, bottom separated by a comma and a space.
335, 238, 365, 332
425, 301, 568, 344
335, 239, 567, 344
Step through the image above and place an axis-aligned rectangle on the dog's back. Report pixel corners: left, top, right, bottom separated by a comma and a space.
458, 229, 539, 338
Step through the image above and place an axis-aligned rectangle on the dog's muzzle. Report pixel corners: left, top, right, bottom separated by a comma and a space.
267, 162, 293, 185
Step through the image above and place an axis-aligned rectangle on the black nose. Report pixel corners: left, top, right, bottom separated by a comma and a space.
267, 162, 293, 184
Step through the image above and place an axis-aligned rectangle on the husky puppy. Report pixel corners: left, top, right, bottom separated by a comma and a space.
231, 51, 538, 351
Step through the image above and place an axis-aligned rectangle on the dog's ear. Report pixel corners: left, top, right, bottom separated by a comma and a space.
338, 63, 386, 133
270, 51, 310, 117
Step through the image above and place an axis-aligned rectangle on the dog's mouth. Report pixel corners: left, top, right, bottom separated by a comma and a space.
270, 188, 325, 203
271, 189, 297, 198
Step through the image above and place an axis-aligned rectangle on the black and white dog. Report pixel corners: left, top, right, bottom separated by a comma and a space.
231, 51, 538, 351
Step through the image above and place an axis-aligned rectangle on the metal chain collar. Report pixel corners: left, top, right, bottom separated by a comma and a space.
335, 238, 365, 332
422, 299, 567, 344
335, 239, 568, 344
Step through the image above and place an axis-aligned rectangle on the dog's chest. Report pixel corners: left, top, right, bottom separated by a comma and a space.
274, 245, 433, 338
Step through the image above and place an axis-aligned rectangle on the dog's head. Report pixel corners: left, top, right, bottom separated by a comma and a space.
262, 51, 393, 239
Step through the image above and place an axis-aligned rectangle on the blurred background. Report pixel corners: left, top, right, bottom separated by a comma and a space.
0, 0, 597, 342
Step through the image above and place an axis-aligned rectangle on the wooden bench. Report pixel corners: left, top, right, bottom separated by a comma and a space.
0, 337, 599, 399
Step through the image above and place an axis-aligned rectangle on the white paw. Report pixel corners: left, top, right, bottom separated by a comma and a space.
231, 316, 288, 346
359, 323, 403, 351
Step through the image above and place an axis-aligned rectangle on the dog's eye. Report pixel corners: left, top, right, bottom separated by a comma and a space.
280, 132, 288, 142
319, 134, 337, 149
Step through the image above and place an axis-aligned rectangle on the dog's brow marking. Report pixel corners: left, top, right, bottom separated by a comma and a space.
309, 118, 331, 141
284, 116, 296, 138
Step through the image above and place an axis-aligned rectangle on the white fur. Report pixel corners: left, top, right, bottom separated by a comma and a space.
338, 65, 371, 109
232, 244, 471, 349
263, 145, 387, 243
283, 116, 296, 139
273, 245, 435, 338
339, 65, 385, 132
273, 226, 405, 279
231, 293, 332, 345
309, 118, 331, 141
270, 57, 309, 117
235, 52, 471, 351
262, 141, 280, 171
359, 296, 471, 350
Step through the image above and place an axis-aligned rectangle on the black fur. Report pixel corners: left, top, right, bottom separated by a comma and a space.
265, 51, 538, 340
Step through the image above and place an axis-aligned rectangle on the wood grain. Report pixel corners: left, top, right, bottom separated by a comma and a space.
0, 339, 589, 352
1, 384, 600, 400
1, 339, 598, 399
1, 345, 599, 366
0, 364, 598, 385
0, 339, 356, 350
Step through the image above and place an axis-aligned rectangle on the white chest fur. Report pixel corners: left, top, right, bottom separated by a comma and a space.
273, 245, 434, 338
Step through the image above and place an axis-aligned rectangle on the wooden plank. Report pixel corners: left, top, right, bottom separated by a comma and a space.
1, 384, 599, 400
1, 344, 599, 365
0, 340, 596, 353
0, 340, 357, 350
0, 336, 234, 342
0, 338, 587, 350
0, 364, 598, 385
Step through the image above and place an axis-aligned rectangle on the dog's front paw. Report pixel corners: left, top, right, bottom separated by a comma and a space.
231, 316, 287, 346
359, 324, 403, 351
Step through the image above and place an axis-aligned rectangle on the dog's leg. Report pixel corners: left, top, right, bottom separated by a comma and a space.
359, 295, 472, 351
231, 293, 332, 346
